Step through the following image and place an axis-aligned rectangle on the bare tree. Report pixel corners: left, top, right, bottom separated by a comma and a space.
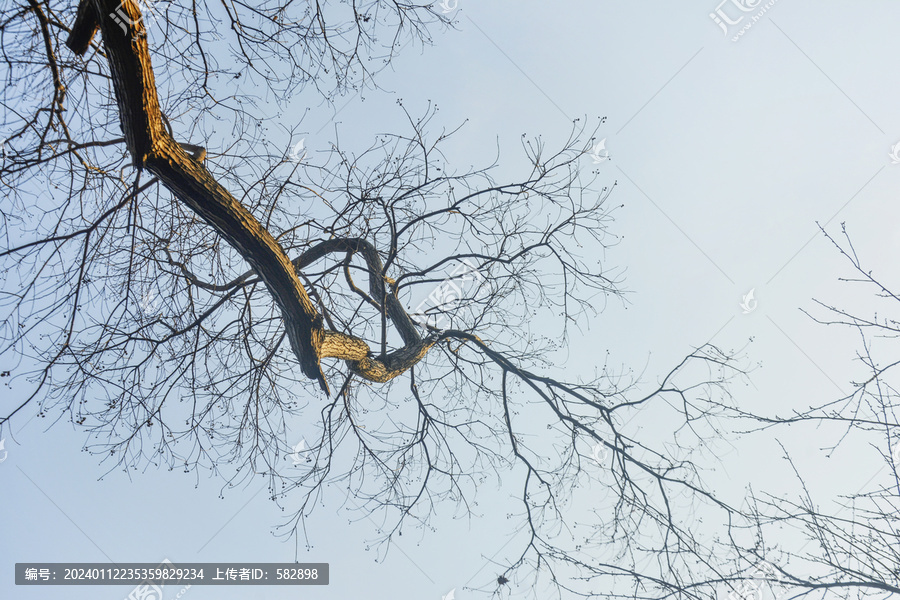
1, 2, 763, 597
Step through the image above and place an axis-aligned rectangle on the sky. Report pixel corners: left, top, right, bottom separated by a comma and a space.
4, 1, 900, 599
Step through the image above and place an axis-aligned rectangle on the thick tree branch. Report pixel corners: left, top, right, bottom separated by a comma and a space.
320, 331, 438, 383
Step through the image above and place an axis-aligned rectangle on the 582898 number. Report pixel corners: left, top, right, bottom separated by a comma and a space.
276, 568, 318, 580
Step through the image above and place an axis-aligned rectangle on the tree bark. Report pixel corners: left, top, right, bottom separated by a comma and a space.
320, 331, 438, 383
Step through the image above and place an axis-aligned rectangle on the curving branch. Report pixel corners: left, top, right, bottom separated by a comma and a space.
65, 0, 444, 393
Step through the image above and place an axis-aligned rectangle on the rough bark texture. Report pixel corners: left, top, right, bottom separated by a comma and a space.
66, 0, 440, 390
321, 331, 438, 382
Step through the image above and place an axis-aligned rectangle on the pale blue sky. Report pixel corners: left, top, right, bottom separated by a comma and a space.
4, 1, 900, 598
